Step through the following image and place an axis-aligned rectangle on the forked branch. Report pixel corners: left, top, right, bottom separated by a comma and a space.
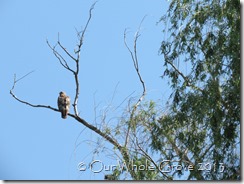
46, 40, 75, 73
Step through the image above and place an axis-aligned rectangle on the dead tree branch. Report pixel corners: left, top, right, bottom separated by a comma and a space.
75, 1, 97, 59
10, 74, 137, 179
10, 2, 139, 179
46, 2, 98, 117
57, 33, 77, 62
72, 1, 97, 116
46, 40, 75, 73
10, 85, 117, 149
123, 17, 147, 147
10, 73, 59, 112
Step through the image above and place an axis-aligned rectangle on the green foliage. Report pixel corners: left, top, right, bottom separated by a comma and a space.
131, 156, 159, 180
154, 0, 240, 180
108, 0, 239, 180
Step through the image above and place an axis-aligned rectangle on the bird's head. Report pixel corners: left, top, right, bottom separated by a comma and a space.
59, 91, 66, 96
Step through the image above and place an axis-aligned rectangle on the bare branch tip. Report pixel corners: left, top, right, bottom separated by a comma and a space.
15, 70, 35, 83
92, 1, 99, 9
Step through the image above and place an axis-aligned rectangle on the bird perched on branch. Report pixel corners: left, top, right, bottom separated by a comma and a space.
57, 91, 70, 119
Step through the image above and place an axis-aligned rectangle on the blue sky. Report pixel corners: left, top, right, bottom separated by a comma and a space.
0, 0, 171, 180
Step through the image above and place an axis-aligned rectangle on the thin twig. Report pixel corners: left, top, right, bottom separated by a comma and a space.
10, 90, 58, 113
114, 91, 136, 111
57, 35, 77, 62
15, 70, 35, 83
46, 40, 75, 73
76, 1, 98, 61
163, 54, 203, 92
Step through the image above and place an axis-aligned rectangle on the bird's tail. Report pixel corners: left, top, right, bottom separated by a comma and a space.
61, 110, 67, 119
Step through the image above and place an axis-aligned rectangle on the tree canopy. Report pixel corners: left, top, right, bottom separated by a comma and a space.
150, 0, 240, 180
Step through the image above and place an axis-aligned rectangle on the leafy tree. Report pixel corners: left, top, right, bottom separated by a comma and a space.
150, 0, 240, 180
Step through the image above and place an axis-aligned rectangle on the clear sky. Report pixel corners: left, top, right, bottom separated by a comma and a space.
0, 0, 171, 180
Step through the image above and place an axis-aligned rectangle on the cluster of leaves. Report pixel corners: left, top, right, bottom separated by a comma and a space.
107, 0, 240, 180
150, 0, 240, 180
104, 100, 170, 180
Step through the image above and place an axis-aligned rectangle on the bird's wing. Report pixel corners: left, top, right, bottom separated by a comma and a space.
58, 96, 65, 109
65, 96, 71, 106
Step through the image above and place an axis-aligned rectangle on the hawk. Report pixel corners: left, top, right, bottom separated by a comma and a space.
57, 91, 70, 119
